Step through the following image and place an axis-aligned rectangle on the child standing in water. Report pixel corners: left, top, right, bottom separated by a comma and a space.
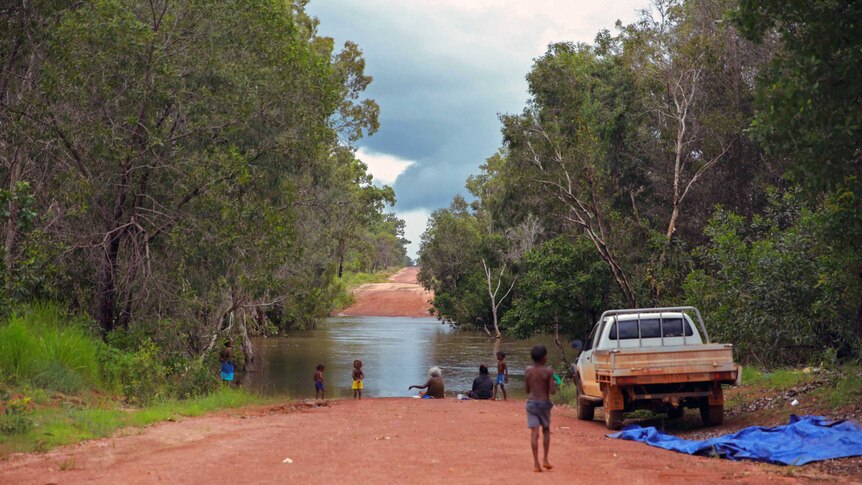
494, 351, 509, 400
219, 341, 235, 385
525, 345, 555, 473
314, 364, 326, 400
351, 360, 364, 399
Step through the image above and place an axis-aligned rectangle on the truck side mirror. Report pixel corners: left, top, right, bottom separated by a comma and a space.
571, 339, 583, 350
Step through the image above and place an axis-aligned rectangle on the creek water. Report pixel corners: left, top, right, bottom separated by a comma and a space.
246, 316, 561, 399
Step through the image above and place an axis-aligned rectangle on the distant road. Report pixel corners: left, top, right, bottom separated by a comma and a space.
337, 267, 434, 318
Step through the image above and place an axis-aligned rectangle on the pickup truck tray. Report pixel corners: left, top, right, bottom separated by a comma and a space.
594, 344, 739, 386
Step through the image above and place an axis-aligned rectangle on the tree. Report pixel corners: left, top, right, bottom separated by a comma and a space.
504, 236, 616, 360
480, 258, 516, 338
734, 0, 862, 194
502, 43, 641, 306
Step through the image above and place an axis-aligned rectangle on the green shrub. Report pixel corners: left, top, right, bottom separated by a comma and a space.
0, 394, 33, 435
117, 340, 167, 406
553, 383, 579, 405
168, 358, 218, 400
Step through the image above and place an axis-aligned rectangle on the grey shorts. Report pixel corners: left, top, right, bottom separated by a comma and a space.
526, 400, 553, 429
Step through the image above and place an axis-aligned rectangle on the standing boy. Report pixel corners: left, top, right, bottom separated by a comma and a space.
525, 345, 556, 472
494, 351, 509, 400
314, 364, 326, 400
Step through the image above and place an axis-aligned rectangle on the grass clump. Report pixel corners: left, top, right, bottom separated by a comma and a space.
0, 304, 101, 392
552, 383, 579, 405
740, 367, 812, 388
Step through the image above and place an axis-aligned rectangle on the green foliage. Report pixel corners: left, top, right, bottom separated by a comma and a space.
684, 189, 859, 365
552, 383, 579, 406
106, 339, 167, 406
734, 0, 862, 194
418, 197, 493, 325
418, 0, 861, 368
0, 305, 101, 392
0, 393, 33, 435
505, 236, 615, 339
741, 368, 812, 389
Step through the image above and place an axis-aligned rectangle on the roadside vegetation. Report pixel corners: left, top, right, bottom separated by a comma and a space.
417, 0, 861, 369
0, 0, 411, 456
0, 304, 276, 455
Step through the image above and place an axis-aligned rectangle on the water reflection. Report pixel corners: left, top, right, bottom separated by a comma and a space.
247, 316, 559, 398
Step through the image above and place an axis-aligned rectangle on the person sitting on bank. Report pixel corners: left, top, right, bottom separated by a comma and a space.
467, 364, 494, 400
409, 366, 445, 398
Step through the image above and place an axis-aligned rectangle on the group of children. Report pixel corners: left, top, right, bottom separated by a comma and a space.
310, 346, 556, 473
313, 359, 365, 400
312, 352, 514, 401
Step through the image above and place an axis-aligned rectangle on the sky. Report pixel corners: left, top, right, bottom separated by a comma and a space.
307, 0, 648, 260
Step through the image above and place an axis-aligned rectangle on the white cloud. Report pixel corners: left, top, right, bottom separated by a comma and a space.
398, 208, 432, 261
356, 148, 414, 186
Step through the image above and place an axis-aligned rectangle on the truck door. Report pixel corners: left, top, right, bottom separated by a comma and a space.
578, 320, 603, 397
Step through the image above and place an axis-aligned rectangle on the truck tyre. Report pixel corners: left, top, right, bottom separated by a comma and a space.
700, 404, 723, 426
667, 407, 684, 419
574, 375, 595, 421
604, 409, 624, 430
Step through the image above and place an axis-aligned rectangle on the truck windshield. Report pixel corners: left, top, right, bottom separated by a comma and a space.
608, 318, 693, 340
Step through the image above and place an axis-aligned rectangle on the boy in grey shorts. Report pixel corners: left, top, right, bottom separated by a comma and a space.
525, 345, 556, 472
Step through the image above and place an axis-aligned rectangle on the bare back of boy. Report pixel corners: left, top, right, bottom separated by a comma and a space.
525, 365, 555, 401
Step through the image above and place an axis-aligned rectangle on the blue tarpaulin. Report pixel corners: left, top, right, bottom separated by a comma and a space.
608, 415, 862, 465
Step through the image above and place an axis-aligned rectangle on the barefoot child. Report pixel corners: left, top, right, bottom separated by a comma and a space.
314, 364, 326, 400
351, 360, 364, 399
494, 351, 509, 400
525, 345, 556, 472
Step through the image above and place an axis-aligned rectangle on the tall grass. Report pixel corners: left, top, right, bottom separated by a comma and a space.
0, 304, 101, 392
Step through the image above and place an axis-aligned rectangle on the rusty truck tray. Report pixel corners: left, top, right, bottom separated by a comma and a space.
593, 344, 739, 386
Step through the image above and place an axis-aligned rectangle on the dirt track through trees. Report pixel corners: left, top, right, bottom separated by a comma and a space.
336, 267, 433, 318
0, 399, 811, 485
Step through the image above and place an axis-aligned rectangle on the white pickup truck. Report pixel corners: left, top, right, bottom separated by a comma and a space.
573, 307, 740, 430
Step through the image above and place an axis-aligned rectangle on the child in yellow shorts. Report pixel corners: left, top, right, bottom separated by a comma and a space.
352, 359, 364, 399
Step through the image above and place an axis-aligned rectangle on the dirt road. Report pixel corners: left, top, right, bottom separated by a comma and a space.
337, 267, 433, 318
0, 398, 811, 485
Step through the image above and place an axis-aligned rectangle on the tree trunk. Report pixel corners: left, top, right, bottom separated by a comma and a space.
238, 312, 255, 371
666, 202, 680, 239
96, 233, 122, 334
491, 304, 501, 339
3, 154, 22, 295
553, 321, 569, 366
96, 169, 131, 334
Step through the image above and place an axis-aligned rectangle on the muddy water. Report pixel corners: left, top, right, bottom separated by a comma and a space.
246, 316, 561, 399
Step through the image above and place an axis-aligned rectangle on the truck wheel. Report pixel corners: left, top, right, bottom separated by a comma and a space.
667, 407, 684, 419
604, 409, 624, 430
575, 375, 595, 421
700, 404, 723, 426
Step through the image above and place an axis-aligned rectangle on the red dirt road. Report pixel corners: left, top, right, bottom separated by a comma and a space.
337, 267, 433, 318
0, 399, 809, 485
